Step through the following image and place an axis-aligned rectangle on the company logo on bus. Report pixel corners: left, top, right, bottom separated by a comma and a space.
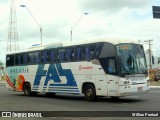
79, 65, 93, 70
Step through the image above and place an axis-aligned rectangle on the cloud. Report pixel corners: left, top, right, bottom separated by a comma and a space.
77, 0, 153, 14
0, 0, 9, 3
1, 0, 160, 64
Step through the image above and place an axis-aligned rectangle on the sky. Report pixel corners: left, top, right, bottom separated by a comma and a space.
0, 0, 160, 64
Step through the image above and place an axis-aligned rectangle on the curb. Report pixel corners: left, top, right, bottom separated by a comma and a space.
0, 80, 6, 84
149, 86, 160, 88
0, 82, 6, 84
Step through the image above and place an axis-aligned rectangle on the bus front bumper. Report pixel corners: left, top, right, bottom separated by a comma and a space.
118, 84, 150, 96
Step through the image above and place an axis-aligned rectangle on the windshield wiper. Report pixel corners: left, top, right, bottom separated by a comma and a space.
121, 64, 130, 75
138, 59, 147, 73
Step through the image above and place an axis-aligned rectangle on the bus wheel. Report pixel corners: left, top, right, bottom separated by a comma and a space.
84, 84, 96, 101
24, 83, 31, 96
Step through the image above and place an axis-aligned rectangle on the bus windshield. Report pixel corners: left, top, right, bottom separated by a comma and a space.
117, 44, 147, 76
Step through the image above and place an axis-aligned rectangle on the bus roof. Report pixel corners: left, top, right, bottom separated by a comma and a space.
6, 38, 138, 54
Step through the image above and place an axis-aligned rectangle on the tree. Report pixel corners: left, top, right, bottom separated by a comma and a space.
0, 61, 4, 69
0, 61, 4, 78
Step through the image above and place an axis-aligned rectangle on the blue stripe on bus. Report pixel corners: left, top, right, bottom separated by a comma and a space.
48, 90, 80, 93
48, 89, 79, 92
32, 89, 80, 93
32, 86, 78, 89
48, 87, 78, 89
32, 86, 80, 93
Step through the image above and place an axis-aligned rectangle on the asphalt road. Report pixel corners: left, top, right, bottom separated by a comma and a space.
0, 82, 160, 120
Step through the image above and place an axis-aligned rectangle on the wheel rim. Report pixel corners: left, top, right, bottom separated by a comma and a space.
86, 89, 93, 97
25, 85, 30, 95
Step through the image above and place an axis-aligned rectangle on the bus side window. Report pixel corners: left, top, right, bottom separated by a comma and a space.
18, 54, 21, 65
34, 51, 41, 64
108, 58, 116, 74
6, 55, 14, 66
66, 48, 74, 61
76, 47, 81, 60
23, 53, 28, 65
28, 52, 34, 64
58, 49, 66, 62
42, 50, 48, 63
49, 50, 55, 63
90, 44, 97, 58
81, 47, 85, 60
76, 46, 85, 61
15, 54, 22, 65
85, 44, 97, 60
85, 46, 90, 61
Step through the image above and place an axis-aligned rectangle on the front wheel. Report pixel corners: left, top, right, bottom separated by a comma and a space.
84, 84, 96, 101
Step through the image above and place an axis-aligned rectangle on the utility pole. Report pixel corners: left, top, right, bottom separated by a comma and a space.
7, 0, 19, 52
144, 40, 153, 69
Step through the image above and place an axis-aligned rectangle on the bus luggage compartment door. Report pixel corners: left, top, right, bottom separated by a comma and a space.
96, 75, 107, 96
107, 75, 118, 96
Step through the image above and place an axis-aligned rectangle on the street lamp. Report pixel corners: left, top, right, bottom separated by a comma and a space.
70, 12, 89, 42
20, 5, 42, 45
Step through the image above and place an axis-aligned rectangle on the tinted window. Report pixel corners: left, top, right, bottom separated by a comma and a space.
99, 57, 117, 75
108, 58, 116, 73
66, 48, 74, 61
23, 53, 28, 65
6, 55, 14, 66
28, 52, 34, 64
58, 49, 66, 62
15, 54, 22, 65
76, 44, 96, 61
99, 43, 116, 58
88, 44, 97, 59
49, 50, 55, 62
33, 51, 41, 64
85, 46, 90, 60
76, 46, 85, 60
42, 50, 48, 63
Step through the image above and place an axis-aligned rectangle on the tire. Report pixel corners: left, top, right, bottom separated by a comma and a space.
24, 83, 32, 96
24, 83, 37, 96
84, 84, 96, 101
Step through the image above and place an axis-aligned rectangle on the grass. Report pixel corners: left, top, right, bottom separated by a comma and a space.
0, 76, 5, 80
149, 81, 160, 86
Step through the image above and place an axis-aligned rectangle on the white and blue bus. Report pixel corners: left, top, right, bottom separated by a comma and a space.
6, 39, 150, 101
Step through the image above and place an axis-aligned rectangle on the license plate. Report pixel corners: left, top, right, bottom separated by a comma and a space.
138, 87, 143, 91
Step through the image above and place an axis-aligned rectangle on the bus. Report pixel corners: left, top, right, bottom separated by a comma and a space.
6, 39, 150, 101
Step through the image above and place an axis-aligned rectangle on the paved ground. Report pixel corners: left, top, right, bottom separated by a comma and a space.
0, 80, 160, 120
